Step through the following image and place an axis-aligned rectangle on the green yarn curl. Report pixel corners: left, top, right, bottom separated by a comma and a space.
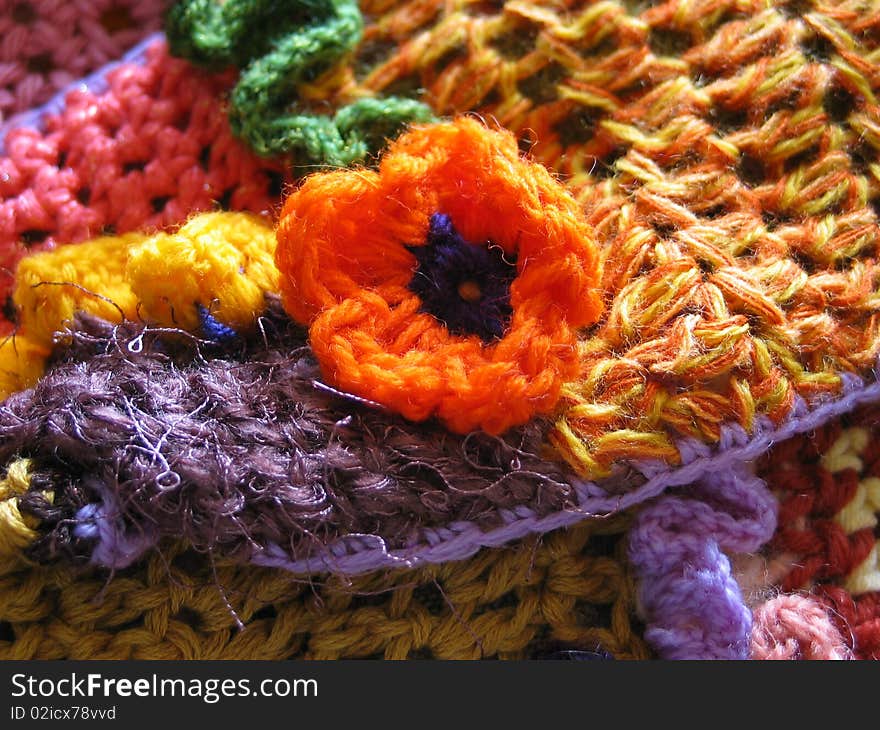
165, 0, 436, 166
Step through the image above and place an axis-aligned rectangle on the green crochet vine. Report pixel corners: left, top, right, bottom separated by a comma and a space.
165, 0, 436, 166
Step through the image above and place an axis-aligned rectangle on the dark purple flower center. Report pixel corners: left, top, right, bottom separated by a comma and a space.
406, 213, 517, 342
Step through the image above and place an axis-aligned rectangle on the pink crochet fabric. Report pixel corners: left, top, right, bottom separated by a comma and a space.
0, 0, 169, 122
0, 36, 288, 334
751, 594, 852, 660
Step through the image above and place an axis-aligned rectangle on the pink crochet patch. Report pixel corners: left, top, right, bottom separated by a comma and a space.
0, 37, 289, 333
0, 0, 169, 120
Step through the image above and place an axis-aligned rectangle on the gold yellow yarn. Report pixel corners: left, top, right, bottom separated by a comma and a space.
4, 211, 278, 399
0, 515, 650, 660
0, 460, 50, 573
14, 231, 147, 347
126, 211, 279, 332
0, 336, 47, 402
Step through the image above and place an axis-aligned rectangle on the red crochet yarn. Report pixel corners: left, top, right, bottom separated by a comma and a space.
819, 586, 880, 660
759, 415, 873, 590
757, 403, 880, 659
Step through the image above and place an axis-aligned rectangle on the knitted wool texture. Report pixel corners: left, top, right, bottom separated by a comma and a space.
0, 153, 609, 576
5, 0, 877, 480
750, 594, 851, 660
627, 462, 778, 659
1, 211, 278, 399
644, 399, 880, 660
0, 205, 593, 569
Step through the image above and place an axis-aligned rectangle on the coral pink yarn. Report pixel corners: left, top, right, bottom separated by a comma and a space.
0, 0, 169, 121
0, 38, 288, 333
751, 594, 852, 660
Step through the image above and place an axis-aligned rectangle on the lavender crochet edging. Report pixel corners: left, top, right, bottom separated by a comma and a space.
258, 365, 880, 574
627, 464, 778, 659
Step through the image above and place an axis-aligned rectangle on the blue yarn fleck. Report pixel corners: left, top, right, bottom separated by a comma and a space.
406, 213, 517, 342
72, 503, 100, 540
198, 305, 239, 342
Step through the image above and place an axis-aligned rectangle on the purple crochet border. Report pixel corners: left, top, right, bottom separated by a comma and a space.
251, 365, 880, 574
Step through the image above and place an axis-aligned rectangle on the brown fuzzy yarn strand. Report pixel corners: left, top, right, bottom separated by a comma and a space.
0, 300, 579, 569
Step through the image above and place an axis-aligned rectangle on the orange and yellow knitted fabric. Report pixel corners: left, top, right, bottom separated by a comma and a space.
307, 0, 880, 479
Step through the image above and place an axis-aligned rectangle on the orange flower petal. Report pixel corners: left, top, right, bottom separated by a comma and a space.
276, 169, 420, 322
275, 117, 604, 434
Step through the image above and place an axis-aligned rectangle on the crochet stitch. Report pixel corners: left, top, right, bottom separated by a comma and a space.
1, 211, 277, 398
627, 462, 778, 659
275, 117, 604, 434
5, 102, 880, 578
0, 36, 286, 337
0, 305, 581, 569
750, 594, 852, 660
742, 403, 880, 658
319, 0, 880, 481
2, 0, 880, 663
165, 0, 436, 164
0, 515, 650, 660
0, 0, 168, 122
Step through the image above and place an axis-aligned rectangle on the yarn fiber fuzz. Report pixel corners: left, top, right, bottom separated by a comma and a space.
3, 0, 880, 662
1, 303, 580, 570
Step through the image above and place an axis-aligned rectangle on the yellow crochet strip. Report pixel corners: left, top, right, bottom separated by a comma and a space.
126, 212, 279, 332
0, 516, 650, 660
0, 460, 52, 574
14, 231, 147, 347
3, 212, 278, 400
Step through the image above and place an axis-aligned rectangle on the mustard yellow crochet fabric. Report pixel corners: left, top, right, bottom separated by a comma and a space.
0, 516, 649, 660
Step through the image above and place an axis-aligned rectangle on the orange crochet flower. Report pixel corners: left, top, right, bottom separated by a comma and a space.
275, 117, 603, 434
